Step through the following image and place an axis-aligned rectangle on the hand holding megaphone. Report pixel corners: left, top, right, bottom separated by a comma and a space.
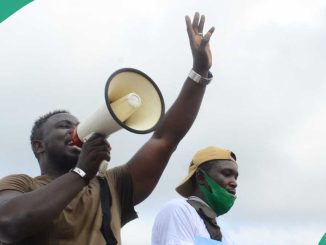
75, 133, 111, 180
70, 68, 165, 179
71, 92, 143, 178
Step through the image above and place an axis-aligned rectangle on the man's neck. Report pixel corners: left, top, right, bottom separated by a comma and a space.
40, 167, 66, 177
188, 196, 210, 207
192, 188, 205, 200
39, 156, 73, 177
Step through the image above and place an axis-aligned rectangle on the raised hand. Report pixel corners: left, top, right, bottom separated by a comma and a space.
185, 12, 215, 76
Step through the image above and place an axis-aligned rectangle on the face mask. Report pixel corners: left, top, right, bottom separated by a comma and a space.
198, 169, 236, 216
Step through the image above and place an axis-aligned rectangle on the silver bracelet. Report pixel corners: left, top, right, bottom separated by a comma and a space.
188, 69, 213, 86
70, 167, 89, 184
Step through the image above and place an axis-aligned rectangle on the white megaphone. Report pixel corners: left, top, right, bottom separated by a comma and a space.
71, 68, 165, 176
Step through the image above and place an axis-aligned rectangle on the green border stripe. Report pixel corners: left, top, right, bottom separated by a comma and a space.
0, 0, 33, 23
319, 233, 326, 245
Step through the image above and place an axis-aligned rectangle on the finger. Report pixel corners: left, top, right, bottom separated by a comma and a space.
198, 15, 205, 34
89, 154, 110, 167
207, 26, 215, 35
185, 15, 195, 39
83, 136, 108, 150
105, 152, 111, 162
104, 139, 112, 151
99, 151, 111, 162
96, 150, 111, 162
106, 144, 111, 154
85, 132, 105, 143
202, 26, 215, 43
192, 12, 200, 32
199, 28, 214, 50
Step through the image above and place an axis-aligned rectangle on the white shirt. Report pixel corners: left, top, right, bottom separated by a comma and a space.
151, 198, 235, 245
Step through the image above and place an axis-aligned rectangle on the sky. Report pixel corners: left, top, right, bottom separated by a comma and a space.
0, 0, 325, 244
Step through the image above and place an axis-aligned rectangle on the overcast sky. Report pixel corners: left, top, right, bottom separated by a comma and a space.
0, 0, 325, 244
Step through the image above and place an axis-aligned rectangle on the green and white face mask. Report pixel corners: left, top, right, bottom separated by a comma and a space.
198, 169, 236, 216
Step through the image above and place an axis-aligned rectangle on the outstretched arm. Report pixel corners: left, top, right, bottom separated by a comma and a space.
127, 12, 215, 205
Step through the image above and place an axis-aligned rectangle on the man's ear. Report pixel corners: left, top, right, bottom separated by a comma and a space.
32, 140, 45, 155
195, 170, 206, 185
196, 169, 212, 192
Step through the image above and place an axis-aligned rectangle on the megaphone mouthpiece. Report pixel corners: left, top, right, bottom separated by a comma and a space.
126, 93, 142, 108
111, 92, 142, 122
71, 129, 83, 147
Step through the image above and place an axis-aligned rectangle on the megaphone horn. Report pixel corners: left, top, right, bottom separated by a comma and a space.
71, 68, 165, 149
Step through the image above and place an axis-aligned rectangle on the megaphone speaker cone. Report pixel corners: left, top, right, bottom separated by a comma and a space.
105, 68, 165, 134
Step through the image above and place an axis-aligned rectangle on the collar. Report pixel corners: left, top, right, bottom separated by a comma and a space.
188, 196, 210, 207
187, 196, 216, 220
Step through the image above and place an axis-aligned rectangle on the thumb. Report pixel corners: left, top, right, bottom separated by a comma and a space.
199, 27, 214, 50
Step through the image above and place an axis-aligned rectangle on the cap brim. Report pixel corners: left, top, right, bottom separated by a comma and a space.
175, 169, 196, 197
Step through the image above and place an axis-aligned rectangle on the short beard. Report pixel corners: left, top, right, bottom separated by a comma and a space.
45, 146, 79, 172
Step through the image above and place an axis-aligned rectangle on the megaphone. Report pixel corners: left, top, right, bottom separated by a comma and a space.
71, 68, 165, 174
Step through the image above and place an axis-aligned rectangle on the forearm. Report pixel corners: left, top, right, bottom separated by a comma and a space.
0, 172, 85, 243
153, 74, 207, 144
129, 75, 208, 204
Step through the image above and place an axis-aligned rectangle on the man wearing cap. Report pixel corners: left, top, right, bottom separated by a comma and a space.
152, 146, 238, 245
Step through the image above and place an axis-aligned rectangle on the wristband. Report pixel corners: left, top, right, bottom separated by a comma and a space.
70, 167, 90, 185
188, 69, 213, 86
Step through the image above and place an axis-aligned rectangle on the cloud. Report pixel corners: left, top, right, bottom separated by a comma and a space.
1, 1, 325, 244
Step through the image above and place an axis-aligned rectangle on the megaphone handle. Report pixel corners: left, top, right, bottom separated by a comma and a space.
97, 160, 108, 178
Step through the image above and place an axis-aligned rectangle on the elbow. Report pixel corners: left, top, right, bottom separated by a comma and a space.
152, 132, 182, 151
0, 215, 26, 243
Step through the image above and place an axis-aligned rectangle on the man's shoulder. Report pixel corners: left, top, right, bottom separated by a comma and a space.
0, 173, 34, 183
158, 198, 197, 217
153, 198, 207, 244
162, 198, 188, 208
106, 164, 128, 177
0, 174, 35, 192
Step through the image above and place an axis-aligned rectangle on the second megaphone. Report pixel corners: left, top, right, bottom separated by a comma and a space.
71, 68, 165, 147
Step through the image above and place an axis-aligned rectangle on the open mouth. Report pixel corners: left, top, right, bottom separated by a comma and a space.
67, 140, 82, 152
